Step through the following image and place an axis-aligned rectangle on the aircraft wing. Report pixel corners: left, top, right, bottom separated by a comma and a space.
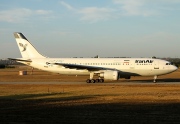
48, 62, 115, 71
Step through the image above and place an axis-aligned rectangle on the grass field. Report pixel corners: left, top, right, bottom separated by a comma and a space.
0, 66, 180, 123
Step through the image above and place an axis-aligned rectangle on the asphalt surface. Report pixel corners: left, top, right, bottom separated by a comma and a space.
0, 81, 180, 84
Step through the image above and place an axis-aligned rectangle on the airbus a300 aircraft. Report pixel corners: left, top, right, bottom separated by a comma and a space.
10, 32, 178, 83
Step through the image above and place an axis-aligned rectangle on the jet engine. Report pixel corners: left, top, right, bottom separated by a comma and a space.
99, 70, 119, 80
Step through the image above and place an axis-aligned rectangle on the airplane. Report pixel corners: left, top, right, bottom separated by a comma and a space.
9, 32, 178, 83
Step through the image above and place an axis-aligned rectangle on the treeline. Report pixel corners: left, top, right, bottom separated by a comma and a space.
172, 62, 180, 67
0, 59, 23, 69
0, 64, 15, 69
0, 64, 5, 69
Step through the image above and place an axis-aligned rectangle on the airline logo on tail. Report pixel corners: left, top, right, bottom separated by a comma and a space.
19, 43, 27, 52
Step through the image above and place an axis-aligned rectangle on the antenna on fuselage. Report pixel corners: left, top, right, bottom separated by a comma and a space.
94, 55, 99, 58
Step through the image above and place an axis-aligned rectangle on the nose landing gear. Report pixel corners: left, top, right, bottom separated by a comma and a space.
153, 75, 157, 83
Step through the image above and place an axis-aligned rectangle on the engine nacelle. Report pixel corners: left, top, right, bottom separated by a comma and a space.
99, 70, 119, 80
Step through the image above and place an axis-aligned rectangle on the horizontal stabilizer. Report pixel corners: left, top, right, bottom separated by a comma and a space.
8, 58, 32, 62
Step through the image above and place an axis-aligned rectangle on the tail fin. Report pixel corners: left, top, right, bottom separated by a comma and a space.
14, 32, 46, 59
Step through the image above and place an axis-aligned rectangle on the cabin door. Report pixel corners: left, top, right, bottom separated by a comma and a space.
154, 60, 159, 69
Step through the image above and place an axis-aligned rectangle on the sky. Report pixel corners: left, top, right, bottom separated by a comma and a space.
0, 0, 180, 58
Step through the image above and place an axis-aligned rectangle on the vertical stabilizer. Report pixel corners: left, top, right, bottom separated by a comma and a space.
14, 32, 46, 59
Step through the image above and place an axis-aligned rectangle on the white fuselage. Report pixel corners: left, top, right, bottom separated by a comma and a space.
26, 58, 177, 77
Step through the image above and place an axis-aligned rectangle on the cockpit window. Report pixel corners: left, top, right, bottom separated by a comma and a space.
166, 62, 173, 65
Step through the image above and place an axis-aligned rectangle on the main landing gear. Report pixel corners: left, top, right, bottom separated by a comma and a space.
86, 79, 104, 83
86, 72, 104, 83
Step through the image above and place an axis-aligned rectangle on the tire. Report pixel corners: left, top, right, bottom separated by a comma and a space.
86, 79, 91, 83
91, 79, 96, 83
99, 79, 104, 83
96, 79, 100, 83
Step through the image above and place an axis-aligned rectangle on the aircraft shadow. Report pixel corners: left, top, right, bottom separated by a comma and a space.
131, 78, 180, 83
0, 95, 180, 123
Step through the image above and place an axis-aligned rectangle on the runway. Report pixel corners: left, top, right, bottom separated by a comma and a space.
1, 81, 180, 85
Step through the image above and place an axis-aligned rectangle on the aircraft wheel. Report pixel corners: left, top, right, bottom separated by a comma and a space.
91, 79, 96, 83
99, 79, 104, 83
86, 79, 91, 83
96, 79, 100, 83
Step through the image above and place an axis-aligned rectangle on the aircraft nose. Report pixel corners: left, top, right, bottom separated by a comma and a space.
172, 65, 178, 72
